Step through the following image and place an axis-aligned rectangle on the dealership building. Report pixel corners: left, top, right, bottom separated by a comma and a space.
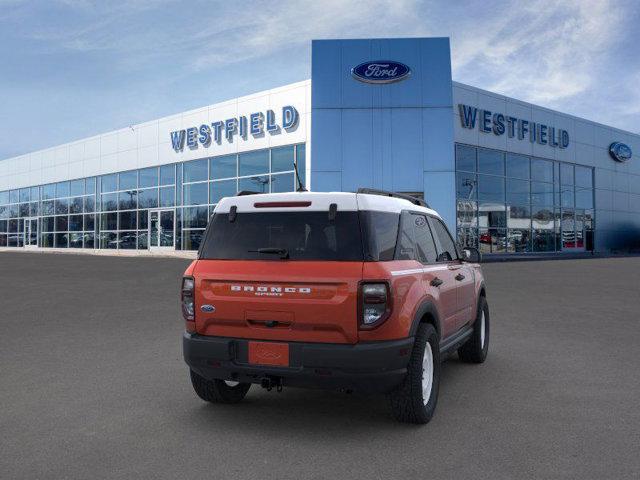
1, 37, 639, 256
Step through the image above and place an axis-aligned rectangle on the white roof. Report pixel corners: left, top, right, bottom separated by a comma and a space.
214, 191, 441, 217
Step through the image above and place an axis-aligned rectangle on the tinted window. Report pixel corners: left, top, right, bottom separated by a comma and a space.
428, 217, 458, 262
360, 211, 399, 261
412, 214, 438, 263
200, 211, 363, 261
271, 146, 294, 173
210, 155, 237, 180
478, 148, 504, 175
395, 212, 417, 260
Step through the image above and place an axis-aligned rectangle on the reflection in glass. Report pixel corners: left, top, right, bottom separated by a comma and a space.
138, 189, 158, 209
239, 150, 269, 176
183, 183, 208, 205
101, 193, 118, 211
183, 159, 208, 183
271, 146, 295, 173
561, 209, 576, 249
69, 232, 83, 248
100, 232, 117, 249
239, 175, 269, 193
456, 144, 476, 172
55, 198, 69, 215
119, 231, 138, 249
119, 171, 137, 190
478, 201, 506, 229
183, 230, 204, 250
507, 206, 530, 229
139, 167, 158, 188
210, 179, 237, 204
270, 173, 294, 193
478, 228, 506, 254
506, 178, 529, 204
531, 158, 553, 183
506, 154, 529, 179
119, 190, 137, 210
84, 232, 95, 249
55, 216, 68, 232
531, 182, 554, 206
55, 233, 68, 248
507, 229, 531, 252
456, 172, 476, 200
477, 175, 505, 203
478, 148, 504, 175
160, 164, 175, 186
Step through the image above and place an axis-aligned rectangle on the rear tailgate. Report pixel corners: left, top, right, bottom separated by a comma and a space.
194, 260, 363, 344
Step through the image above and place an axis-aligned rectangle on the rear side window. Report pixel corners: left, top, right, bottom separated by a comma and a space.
395, 212, 437, 263
359, 211, 399, 261
428, 217, 459, 262
200, 211, 363, 261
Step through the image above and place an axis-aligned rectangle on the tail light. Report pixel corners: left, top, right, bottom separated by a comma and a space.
181, 276, 195, 321
359, 282, 392, 329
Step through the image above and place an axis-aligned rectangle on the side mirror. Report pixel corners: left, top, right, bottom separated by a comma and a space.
462, 247, 482, 263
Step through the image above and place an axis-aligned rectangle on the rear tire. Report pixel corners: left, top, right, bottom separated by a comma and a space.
388, 323, 440, 424
189, 370, 251, 404
458, 296, 489, 363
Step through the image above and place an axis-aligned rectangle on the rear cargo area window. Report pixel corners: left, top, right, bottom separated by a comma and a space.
200, 211, 363, 261
359, 211, 400, 261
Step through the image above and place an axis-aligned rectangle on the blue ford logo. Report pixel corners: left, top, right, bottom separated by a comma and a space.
609, 142, 632, 162
351, 60, 411, 84
200, 304, 215, 313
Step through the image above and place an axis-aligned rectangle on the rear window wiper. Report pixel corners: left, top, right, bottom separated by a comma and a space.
248, 247, 290, 259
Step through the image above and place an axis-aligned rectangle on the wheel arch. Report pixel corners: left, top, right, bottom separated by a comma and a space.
409, 301, 442, 339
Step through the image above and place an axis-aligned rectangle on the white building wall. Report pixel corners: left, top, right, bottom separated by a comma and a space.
0, 80, 311, 192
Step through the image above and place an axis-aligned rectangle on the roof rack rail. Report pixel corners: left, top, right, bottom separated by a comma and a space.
236, 190, 260, 196
356, 188, 429, 208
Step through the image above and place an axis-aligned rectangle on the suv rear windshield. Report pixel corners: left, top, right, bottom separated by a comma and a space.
200, 211, 364, 261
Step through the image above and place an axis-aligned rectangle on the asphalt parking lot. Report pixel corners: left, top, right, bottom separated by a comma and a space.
1, 252, 639, 479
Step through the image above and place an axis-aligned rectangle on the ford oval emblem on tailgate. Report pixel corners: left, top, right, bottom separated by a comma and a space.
200, 304, 215, 312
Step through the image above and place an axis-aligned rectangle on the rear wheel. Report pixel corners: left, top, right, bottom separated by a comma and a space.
458, 296, 489, 363
388, 323, 440, 424
189, 370, 251, 404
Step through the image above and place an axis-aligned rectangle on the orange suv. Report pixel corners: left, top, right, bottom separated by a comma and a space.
182, 189, 489, 424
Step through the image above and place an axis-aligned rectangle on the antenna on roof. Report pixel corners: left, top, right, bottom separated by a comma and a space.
293, 159, 307, 192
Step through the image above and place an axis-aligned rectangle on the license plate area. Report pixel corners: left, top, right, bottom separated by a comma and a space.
248, 341, 290, 367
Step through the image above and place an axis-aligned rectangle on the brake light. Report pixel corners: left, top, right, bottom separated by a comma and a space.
181, 276, 195, 321
359, 282, 392, 329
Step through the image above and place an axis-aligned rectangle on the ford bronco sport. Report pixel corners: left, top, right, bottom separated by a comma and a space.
182, 189, 489, 424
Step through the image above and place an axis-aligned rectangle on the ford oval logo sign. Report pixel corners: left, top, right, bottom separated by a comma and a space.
609, 142, 632, 162
351, 61, 411, 84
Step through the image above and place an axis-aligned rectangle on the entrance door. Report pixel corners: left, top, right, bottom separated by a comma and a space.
23, 217, 38, 248
149, 209, 175, 250
561, 209, 585, 252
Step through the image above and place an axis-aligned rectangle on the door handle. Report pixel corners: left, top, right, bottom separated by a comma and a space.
455, 273, 465, 281
430, 277, 443, 287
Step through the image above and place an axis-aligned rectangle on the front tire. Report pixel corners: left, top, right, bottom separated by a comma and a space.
190, 370, 251, 404
458, 296, 489, 363
388, 323, 440, 424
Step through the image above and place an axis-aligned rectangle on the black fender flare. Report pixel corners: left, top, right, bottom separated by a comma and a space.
409, 301, 442, 339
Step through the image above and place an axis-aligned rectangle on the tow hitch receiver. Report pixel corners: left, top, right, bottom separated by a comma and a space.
260, 376, 283, 392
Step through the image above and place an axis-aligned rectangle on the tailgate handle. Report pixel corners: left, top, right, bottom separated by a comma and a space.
247, 319, 292, 329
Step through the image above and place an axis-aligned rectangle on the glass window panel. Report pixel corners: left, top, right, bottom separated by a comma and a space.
183, 159, 208, 183
83, 232, 95, 249
183, 230, 205, 250
576, 187, 593, 209
8, 233, 18, 247
533, 229, 555, 252
41, 185, 55, 200
506, 178, 530, 205
55, 215, 68, 231
9, 190, 19, 203
506, 154, 529, 179
84, 214, 95, 231
119, 171, 137, 190
137, 189, 158, 209
19, 188, 30, 203
69, 215, 83, 231
0, 234, 7, 246
100, 232, 117, 249
532, 207, 554, 230
183, 207, 209, 228
296, 143, 306, 188
119, 190, 137, 210
119, 211, 137, 230
137, 231, 148, 249
41, 217, 54, 232
507, 205, 531, 229
456, 144, 476, 172
239, 175, 269, 194
239, 150, 269, 176
101, 193, 118, 211
456, 172, 477, 200
210, 179, 237, 204
531, 158, 554, 183
138, 210, 149, 230
55, 233, 68, 248
101, 174, 117, 192
210, 155, 237, 180
183, 183, 208, 205
70, 197, 83, 214
139, 167, 158, 188
575, 166, 593, 188
8, 219, 18, 232
478, 148, 504, 175
55, 198, 69, 215
100, 212, 118, 231
531, 182, 554, 206
271, 146, 295, 173
69, 232, 83, 248
40, 233, 53, 247
29, 202, 39, 217
119, 231, 137, 250
561, 209, 576, 249
479, 228, 506, 254
270, 173, 294, 193
0, 219, 6, 232
55, 181, 70, 198
70, 179, 84, 196
85, 177, 96, 194
457, 200, 477, 229
30, 187, 39, 201
561, 185, 574, 207
0, 191, 9, 204
478, 201, 506, 229
160, 164, 175, 186
19, 203, 29, 217
560, 163, 574, 185
507, 229, 532, 252
0, 205, 7, 219
159, 187, 175, 207
176, 164, 182, 206
83, 196, 95, 213
477, 174, 505, 203
8, 204, 18, 217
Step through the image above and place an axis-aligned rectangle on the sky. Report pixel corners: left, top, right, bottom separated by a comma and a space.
0, 0, 638, 160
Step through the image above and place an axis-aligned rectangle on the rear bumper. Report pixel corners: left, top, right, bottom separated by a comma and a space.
183, 332, 414, 394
